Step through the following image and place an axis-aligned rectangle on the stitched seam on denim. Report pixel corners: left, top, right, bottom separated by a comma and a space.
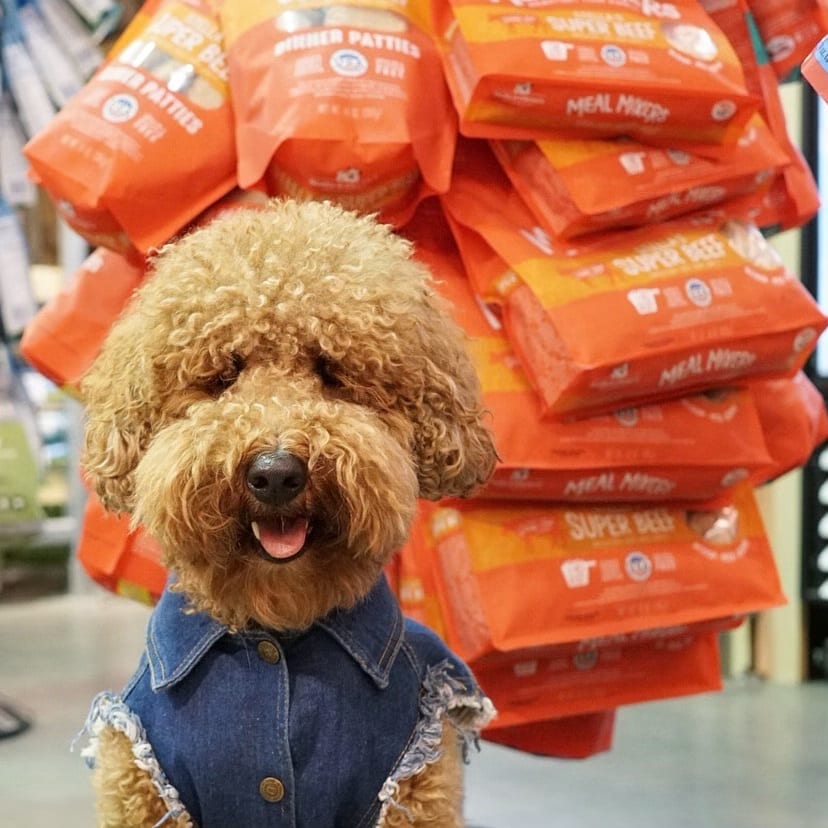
147, 616, 167, 687
122, 654, 150, 702
376, 601, 404, 675
274, 654, 297, 826
354, 792, 383, 828
165, 627, 225, 686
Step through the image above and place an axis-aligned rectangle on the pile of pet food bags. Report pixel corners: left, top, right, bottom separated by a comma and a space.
17, 0, 828, 757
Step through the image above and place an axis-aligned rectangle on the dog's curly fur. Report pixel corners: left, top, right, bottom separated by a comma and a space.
81, 199, 496, 826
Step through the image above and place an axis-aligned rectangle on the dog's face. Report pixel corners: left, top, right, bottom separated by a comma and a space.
81, 200, 496, 630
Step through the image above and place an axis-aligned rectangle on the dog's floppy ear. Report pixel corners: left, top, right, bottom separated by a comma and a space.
411, 287, 497, 500
80, 310, 156, 515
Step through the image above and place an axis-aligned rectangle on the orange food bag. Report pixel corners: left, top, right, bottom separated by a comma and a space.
751, 373, 828, 481
442, 144, 827, 417
474, 626, 727, 721
405, 208, 775, 502
747, 0, 825, 81
220, 0, 456, 226
434, 0, 759, 145
18, 189, 268, 396
483, 710, 616, 759
19, 248, 145, 394
802, 35, 828, 101
425, 483, 785, 661
703, 0, 820, 233
23, 0, 237, 256
76, 492, 167, 606
492, 115, 789, 239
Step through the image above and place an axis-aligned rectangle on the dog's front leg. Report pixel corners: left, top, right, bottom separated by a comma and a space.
92, 726, 193, 828
380, 720, 466, 828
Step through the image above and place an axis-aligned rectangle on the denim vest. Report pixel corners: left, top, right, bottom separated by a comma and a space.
82, 576, 494, 828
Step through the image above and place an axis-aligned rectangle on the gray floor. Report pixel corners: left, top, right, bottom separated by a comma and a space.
1, 590, 826, 828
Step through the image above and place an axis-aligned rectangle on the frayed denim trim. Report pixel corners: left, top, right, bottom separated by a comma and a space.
76, 691, 190, 828
377, 660, 496, 824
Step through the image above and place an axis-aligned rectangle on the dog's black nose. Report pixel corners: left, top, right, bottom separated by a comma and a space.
246, 451, 307, 505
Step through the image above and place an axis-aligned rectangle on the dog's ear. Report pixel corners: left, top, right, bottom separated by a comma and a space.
410, 287, 498, 500
80, 311, 156, 515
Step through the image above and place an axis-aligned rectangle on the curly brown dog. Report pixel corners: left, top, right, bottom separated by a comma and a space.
78, 199, 497, 827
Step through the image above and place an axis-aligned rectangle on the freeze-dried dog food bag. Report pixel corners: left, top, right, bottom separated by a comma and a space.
220, 0, 456, 226
76, 491, 166, 606
426, 483, 785, 660
703, 0, 819, 233
442, 145, 828, 417
407, 211, 776, 502
434, 0, 759, 145
492, 114, 789, 239
24, 0, 237, 256
19, 247, 145, 394
472, 624, 728, 721
748, 0, 825, 81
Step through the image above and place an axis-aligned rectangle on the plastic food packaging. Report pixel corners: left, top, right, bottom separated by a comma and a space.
802, 35, 828, 101
24, 0, 238, 257
442, 143, 828, 418
220, 0, 456, 226
425, 483, 785, 660
406, 207, 777, 502
492, 114, 789, 239
434, 0, 759, 145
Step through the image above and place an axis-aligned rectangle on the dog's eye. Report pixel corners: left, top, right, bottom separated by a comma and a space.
314, 354, 343, 389
206, 354, 245, 394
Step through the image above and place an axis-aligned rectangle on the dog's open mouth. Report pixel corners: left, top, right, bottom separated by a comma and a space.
251, 516, 310, 563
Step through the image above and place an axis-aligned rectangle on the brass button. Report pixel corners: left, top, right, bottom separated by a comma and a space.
259, 776, 285, 802
257, 640, 281, 664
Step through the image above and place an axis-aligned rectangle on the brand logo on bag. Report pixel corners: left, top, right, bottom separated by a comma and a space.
624, 551, 653, 582
102, 94, 139, 123
330, 49, 368, 77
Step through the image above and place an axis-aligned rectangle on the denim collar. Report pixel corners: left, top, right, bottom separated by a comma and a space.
146, 576, 405, 692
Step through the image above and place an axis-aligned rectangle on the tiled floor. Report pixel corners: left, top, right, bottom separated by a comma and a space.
2, 588, 827, 828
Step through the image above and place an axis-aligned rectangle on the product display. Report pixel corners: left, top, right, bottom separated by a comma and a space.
11, 0, 828, 766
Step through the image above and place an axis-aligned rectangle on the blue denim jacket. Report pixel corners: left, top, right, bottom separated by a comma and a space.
82, 576, 494, 827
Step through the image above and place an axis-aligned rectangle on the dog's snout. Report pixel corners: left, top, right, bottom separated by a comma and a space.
246, 451, 308, 506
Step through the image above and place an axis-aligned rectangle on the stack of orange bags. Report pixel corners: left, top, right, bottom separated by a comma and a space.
15, 0, 828, 758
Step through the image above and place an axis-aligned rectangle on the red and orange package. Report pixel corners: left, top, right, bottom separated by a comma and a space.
434, 0, 759, 145
751, 373, 828, 480
424, 483, 784, 661
19, 248, 145, 395
473, 624, 728, 721
76, 492, 166, 606
405, 207, 778, 502
220, 0, 456, 226
802, 35, 828, 101
24, 0, 237, 257
703, 0, 820, 233
442, 145, 827, 418
484, 710, 616, 759
747, 0, 825, 81
492, 114, 789, 239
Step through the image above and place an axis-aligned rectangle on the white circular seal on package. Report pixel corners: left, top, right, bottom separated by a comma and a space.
102, 94, 138, 123
794, 327, 817, 353
711, 99, 737, 122
685, 277, 712, 307
330, 49, 369, 77
601, 44, 627, 67
624, 551, 653, 582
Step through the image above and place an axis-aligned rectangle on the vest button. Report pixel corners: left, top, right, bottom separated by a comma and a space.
259, 776, 285, 802
257, 640, 281, 664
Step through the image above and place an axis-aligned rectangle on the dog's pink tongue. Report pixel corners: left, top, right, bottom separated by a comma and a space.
256, 517, 308, 560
